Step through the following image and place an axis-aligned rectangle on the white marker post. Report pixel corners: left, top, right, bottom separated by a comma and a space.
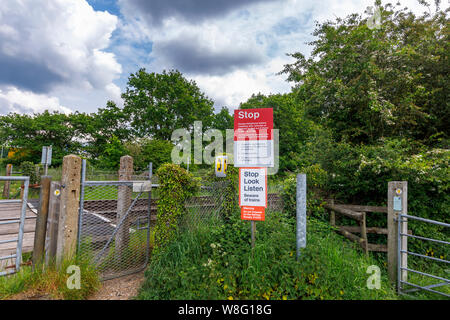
41, 146, 52, 175
296, 174, 306, 260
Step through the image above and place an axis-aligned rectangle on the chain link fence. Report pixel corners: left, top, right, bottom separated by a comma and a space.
77, 162, 153, 280
77, 163, 284, 280
180, 179, 284, 231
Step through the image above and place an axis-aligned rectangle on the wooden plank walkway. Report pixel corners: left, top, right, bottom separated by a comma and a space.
0, 200, 38, 270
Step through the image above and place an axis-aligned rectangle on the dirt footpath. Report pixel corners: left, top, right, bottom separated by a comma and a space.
88, 271, 146, 300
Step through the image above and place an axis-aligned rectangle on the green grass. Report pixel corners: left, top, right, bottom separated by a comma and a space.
396, 253, 450, 299
0, 253, 100, 300
137, 211, 400, 300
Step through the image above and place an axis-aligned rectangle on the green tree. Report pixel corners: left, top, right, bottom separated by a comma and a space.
0, 111, 82, 166
74, 101, 131, 161
125, 139, 174, 171
122, 69, 215, 140
281, 0, 449, 145
96, 135, 128, 170
212, 107, 234, 132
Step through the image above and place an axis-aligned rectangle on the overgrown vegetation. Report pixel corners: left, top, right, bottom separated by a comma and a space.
153, 163, 200, 252
0, 255, 100, 300
0, 0, 448, 301
138, 210, 398, 300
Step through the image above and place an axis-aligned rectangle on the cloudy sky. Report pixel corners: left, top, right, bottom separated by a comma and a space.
0, 0, 444, 115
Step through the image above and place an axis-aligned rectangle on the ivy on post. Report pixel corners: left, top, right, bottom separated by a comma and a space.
153, 163, 199, 253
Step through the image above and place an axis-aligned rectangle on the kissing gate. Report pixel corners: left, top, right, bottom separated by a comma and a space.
77, 159, 154, 280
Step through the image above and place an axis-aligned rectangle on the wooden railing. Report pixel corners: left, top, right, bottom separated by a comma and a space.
324, 200, 389, 254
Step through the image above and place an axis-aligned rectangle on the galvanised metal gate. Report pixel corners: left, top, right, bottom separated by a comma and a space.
0, 176, 30, 276
398, 214, 450, 298
77, 160, 154, 280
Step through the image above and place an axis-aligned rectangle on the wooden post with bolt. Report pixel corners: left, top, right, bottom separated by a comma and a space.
32, 176, 52, 269
45, 181, 61, 265
387, 181, 408, 284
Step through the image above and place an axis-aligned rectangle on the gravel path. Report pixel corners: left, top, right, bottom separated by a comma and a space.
88, 271, 146, 300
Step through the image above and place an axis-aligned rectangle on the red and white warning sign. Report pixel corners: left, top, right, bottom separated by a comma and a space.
239, 167, 267, 221
234, 108, 274, 167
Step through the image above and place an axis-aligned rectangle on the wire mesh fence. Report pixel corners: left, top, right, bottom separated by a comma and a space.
77, 162, 285, 281
181, 181, 230, 230
180, 180, 284, 231
77, 162, 153, 281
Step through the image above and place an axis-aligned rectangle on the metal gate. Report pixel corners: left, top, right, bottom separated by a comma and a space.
0, 176, 30, 276
398, 214, 450, 298
77, 160, 154, 280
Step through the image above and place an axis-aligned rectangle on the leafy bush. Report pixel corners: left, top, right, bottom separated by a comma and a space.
125, 139, 174, 171
20, 161, 41, 185
96, 135, 127, 170
138, 211, 398, 300
153, 163, 200, 252
294, 137, 449, 258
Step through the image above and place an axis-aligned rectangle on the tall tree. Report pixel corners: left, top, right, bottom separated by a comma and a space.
281, 0, 449, 145
212, 107, 234, 131
73, 101, 131, 160
122, 69, 215, 140
0, 111, 82, 165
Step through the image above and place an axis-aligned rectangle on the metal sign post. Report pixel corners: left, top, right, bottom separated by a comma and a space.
234, 108, 274, 249
296, 174, 307, 260
41, 146, 52, 175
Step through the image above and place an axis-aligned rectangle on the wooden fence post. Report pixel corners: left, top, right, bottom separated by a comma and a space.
360, 212, 368, 255
116, 155, 133, 260
2, 164, 12, 199
32, 176, 52, 268
329, 199, 335, 227
56, 155, 81, 267
45, 181, 61, 265
387, 181, 408, 284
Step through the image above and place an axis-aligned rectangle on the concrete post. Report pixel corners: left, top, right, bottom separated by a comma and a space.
387, 181, 407, 284
56, 155, 81, 266
296, 174, 307, 260
115, 155, 133, 260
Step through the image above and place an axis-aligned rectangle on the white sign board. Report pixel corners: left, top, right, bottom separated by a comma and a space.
234, 108, 274, 167
41, 146, 52, 165
239, 168, 267, 207
133, 181, 152, 192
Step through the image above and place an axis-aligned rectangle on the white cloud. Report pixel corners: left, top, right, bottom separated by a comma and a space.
193, 56, 293, 111
1, 0, 446, 115
117, 0, 449, 110
0, 86, 71, 114
0, 0, 122, 114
